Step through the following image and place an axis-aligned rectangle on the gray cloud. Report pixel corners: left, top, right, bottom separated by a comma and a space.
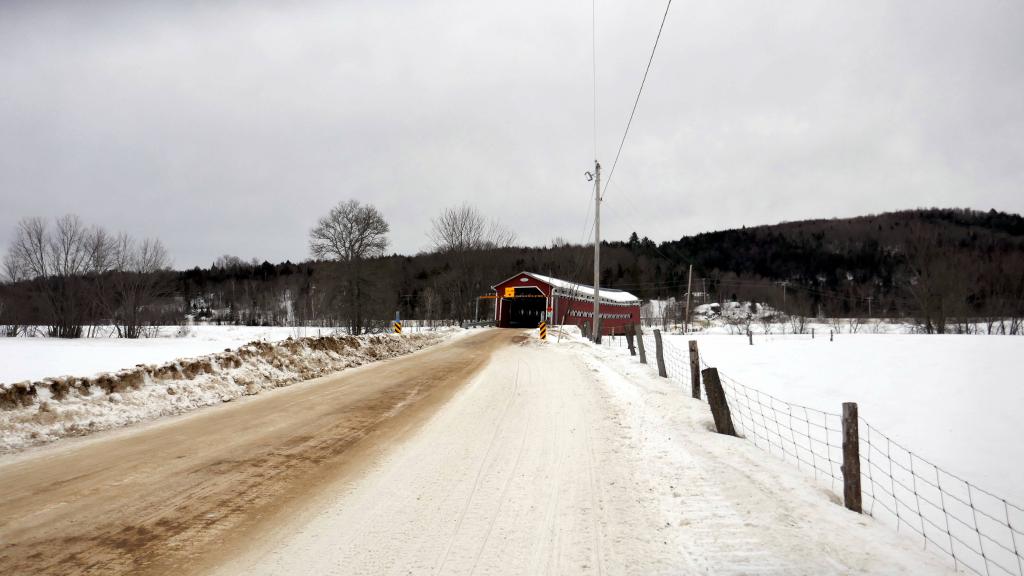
1, 0, 1022, 268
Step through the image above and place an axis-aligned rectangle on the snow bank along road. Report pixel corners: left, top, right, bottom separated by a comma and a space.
2, 328, 953, 575
0, 329, 508, 575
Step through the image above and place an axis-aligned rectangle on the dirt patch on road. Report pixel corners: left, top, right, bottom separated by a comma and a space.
0, 329, 514, 575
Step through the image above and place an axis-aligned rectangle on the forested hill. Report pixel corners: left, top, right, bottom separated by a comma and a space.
2, 208, 1022, 335
603, 208, 1024, 325
639, 208, 1024, 285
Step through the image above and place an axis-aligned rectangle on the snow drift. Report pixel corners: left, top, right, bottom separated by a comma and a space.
0, 332, 448, 453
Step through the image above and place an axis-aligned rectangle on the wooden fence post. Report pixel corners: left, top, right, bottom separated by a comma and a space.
636, 324, 647, 364
842, 402, 862, 513
688, 340, 701, 399
830, 329, 834, 342
748, 330, 753, 345
653, 329, 668, 378
625, 324, 636, 356
701, 368, 736, 436
812, 328, 815, 339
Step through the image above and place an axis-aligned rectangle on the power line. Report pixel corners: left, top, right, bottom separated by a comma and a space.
584, 0, 687, 277
555, 190, 597, 340
602, 0, 674, 199
592, 0, 598, 161
601, 200, 690, 272
572, 0, 677, 332
579, 180, 596, 245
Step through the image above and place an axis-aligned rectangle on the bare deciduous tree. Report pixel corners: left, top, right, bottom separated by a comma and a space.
428, 204, 516, 253
789, 313, 807, 335
1, 252, 23, 335
830, 315, 843, 334
309, 200, 390, 334
2, 251, 23, 284
7, 215, 99, 337
428, 204, 516, 323
108, 235, 171, 338
311, 200, 390, 262
213, 254, 248, 272
0, 255, 18, 336
5, 215, 171, 338
741, 309, 754, 335
847, 316, 863, 334
903, 223, 974, 334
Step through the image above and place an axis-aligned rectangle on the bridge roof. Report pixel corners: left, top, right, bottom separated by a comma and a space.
492, 271, 640, 305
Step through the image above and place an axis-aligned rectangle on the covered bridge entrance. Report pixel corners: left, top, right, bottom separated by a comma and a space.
491, 272, 641, 335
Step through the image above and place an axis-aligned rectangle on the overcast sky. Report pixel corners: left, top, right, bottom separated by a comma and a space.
1, 0, 1022, 268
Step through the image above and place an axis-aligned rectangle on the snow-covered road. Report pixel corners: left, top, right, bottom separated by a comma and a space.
220, 332, 954, 575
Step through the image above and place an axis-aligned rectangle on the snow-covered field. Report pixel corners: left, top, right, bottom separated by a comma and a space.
0, 326, 303, 385
648, 332, 1024, 505
598, 329, 1024, 575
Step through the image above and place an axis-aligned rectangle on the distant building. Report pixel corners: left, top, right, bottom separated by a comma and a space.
491, 271, 641, 335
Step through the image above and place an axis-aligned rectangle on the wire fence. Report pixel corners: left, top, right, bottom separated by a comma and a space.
601, 331, 1024, 576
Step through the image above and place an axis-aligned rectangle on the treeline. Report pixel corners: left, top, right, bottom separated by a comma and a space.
2, 207, 1023, 337
1, 215, 171, 338
614, 208, 1024, 334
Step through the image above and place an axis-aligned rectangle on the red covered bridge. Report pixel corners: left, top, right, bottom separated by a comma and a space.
491, 271, 641, 335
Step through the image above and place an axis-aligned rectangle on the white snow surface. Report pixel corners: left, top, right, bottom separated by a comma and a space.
0, 326, 301, 384
218, 329, 954, 575
653, 332, 1024, 505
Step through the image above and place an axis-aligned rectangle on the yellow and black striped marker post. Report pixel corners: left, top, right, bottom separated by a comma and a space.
393, 320, 402, 334
539, 321, 547, 340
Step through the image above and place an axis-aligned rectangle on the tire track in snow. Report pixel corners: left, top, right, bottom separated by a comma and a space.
531, 360, 566, 575
581, 387, 608, 576
434, 361, 523, 575
470, 360, 533, 575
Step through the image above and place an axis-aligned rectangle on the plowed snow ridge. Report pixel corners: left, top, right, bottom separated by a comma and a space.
0, 331, 451, 453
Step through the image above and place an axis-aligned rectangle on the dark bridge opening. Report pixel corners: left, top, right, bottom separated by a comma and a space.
507, 286, 545, 328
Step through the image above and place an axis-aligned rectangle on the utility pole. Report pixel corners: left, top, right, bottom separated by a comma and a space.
593, 160, 602, 344
684, 264, 693, 334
